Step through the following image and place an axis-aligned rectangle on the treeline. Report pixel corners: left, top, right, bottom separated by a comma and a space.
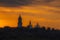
0, 26, 60, 40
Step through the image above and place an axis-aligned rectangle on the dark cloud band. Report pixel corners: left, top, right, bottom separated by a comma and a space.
0, 0, 32, 7
0, 0, 60, 7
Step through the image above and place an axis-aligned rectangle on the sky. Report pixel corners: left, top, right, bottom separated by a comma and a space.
0, 0, 60, 29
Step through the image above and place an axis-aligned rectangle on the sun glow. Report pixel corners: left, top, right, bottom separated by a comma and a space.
0, 5, 60, 29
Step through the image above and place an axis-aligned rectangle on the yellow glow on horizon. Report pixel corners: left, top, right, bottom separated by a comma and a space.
0, 5, 60, 29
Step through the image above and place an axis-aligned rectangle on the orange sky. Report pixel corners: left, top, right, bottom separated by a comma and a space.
0, 0, 60, 29
0, 5, 60, 29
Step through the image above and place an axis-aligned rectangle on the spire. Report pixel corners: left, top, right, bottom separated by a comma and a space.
29, 21, 32, 25
18, 14, 22, 28
27, 21, 32, 29
18, 14, 22, 19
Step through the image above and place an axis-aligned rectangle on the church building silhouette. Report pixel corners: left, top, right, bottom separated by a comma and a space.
18, 15, 22, 28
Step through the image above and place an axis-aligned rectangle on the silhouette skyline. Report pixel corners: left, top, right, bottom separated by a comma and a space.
0, 15, 56, 30
0, 0, 60, 40
0, 14, 57, 31
0, 15, 60, 40
0, 14, 59, 30
0, 14, 59, 31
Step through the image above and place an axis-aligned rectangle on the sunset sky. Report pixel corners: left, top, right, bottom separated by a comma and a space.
0, 0, 60, 29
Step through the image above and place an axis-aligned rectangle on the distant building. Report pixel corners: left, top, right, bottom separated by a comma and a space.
18, 15, 22, 28
35, 23, 40, 28
27, 21, 32, 29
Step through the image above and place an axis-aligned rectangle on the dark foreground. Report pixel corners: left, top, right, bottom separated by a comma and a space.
0, 32, 60, 40
0, 27, 60, 40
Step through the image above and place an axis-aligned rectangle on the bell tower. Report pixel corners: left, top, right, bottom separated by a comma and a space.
18, 15, 22, 28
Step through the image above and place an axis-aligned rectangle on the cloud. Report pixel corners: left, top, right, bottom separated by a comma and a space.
32, 0, 60, 7
0, 0, 60, 7
34, 0, 54, 3
0, 0, 32, 7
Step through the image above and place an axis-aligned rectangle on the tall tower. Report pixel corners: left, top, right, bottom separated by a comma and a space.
18, 15, 22, 28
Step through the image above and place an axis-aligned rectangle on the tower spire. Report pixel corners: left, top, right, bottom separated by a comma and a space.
18, 14, 22, 28
27, 21, 32, 29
